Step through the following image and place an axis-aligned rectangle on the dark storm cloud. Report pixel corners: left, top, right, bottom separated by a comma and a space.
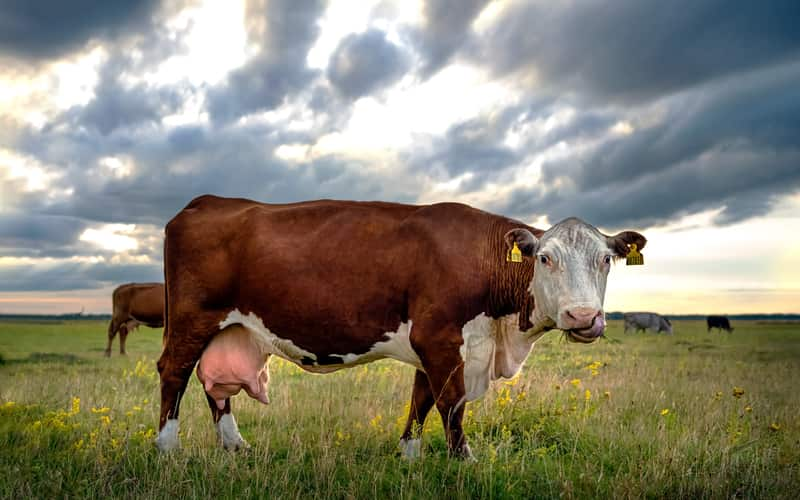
502, 151, 800, 231
58, 60, 185, 136
0, 260, 162, 292
407, 97, 615, 192
414, 0, 490, 77
494, 64, 800, 229
206, 0, 325, 124
409, 111, 521, 190
543, 62, 800, 192
474, 0, 800, 102
0, 0, 160, 61
327, 29, 409, 99
0, 214, 87, 252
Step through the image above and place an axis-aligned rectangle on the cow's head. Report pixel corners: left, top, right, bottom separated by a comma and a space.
505, 218, 646, 343
660, 317, 673, 334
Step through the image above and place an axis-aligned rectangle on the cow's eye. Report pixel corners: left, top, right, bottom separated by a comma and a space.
603, 255, 612, 265
539, 255, 550, 265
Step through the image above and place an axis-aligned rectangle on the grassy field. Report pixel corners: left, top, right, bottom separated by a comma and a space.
0, 320, 798, 499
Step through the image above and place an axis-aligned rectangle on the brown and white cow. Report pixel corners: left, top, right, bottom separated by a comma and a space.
155, 195, 646, 458
106, 282, 165, 356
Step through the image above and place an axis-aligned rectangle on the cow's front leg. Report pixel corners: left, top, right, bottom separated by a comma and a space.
413, 328, 474, 460
399, 369, 434, 460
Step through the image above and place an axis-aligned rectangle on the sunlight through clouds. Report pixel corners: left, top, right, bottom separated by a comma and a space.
79, 225, 139, 253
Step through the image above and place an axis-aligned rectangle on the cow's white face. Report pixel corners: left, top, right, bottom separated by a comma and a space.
505, 218, 646, 343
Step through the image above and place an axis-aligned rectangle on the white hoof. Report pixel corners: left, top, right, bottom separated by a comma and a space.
217, 414, 249, 451
399, 438, 421, 460
461, 443, 477, 462
155, 419, 180, 452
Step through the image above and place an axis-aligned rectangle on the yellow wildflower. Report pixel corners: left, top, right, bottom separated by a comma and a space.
100, 415, 111, 426
91, 407, 110, 414
769, 422, 781, 432
369, 414, 382, 429
570, 378, 581, 388
732, 387, 745, 399
2, 401, 16, 410
660, 408, 670, 416
603, 391, 611, 399
744, 406, 752, 413
132, 405, 142, 412
497, 387, 512, 407
71, 397, 81, 415
584, 389, 591, 401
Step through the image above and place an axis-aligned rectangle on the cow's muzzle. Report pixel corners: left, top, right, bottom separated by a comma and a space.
563, 309, 605, 343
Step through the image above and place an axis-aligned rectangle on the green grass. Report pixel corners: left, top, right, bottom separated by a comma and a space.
1, 320, 798, 499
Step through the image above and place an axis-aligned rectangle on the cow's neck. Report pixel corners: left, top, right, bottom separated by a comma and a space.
485, 221, 540, 333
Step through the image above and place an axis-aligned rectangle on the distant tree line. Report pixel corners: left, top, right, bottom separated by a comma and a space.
0, 313, 112, 321
1, 312, 798, 322
606, 312, 800, 321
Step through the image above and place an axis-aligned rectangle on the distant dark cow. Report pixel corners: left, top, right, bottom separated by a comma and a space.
155, 196, 646, 458
623, 312, 672, 334
707, 315, 733, 333
106, 283, 165, 356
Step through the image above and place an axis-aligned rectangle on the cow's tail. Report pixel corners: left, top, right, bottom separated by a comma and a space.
161, 233, 170, 349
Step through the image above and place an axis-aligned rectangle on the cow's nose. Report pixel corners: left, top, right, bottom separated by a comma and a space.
562, 307, 602, 329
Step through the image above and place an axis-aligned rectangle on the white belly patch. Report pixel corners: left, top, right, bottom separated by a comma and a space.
329, 321, 422, 370
460, 313, 544, 401
218, 310, 422, 373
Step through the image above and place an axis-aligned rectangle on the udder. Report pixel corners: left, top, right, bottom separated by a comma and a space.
196, 325, 270, 410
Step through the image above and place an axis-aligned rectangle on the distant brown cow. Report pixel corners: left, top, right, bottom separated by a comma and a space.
106, 283, 165, 356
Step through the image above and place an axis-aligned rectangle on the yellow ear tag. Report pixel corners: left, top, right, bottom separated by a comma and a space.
507, 242, 523, 263
626, 243, 644, 266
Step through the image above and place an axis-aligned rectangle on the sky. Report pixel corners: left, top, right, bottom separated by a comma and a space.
0, 0, 799, 315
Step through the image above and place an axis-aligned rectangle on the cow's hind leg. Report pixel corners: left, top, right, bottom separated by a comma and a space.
155, 313, 218, 452
118, 323, 130, 355
399, 369, 434, 460
205, 395, 249, 451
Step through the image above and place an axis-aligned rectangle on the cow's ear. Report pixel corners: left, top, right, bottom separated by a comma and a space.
504, 228, 538, 256
606, 230, 647, 257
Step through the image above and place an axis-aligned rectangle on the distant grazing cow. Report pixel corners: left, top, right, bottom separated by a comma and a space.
155, 196, 646, 458
623, 312, 672, 334
706, 315, 733, 333
106, 283, 165, 356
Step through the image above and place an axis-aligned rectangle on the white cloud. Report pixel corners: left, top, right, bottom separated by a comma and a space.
79, 224, 139, 252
